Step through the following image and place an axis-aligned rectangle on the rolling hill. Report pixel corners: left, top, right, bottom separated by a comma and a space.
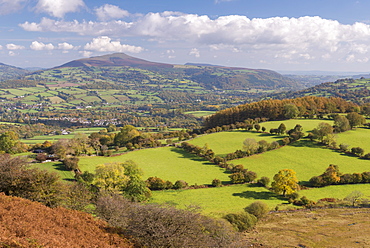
267, 77, 370, 104
0, 62, 28, 80
0, 53, 307, 127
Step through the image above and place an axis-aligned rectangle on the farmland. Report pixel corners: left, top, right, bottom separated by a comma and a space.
31, 118, 370, 217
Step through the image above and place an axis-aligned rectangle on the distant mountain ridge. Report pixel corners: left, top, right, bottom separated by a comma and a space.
52, 53, 302, 93
0, 62, 28, 80
58, 53, 173, 69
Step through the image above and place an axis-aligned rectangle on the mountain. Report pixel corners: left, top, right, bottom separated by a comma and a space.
0, 53, 307, 128
0, 62, 28, 80
58, 53, 173, 69
51, 53, 303, 92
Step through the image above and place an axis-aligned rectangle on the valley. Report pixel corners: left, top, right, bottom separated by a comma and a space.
0, 53, 370, 247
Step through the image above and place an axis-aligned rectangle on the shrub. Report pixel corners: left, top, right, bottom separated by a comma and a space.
351, 147, 364, 157
257, 177, 270, 187
363, 153, 370, 159
223, 212, 257, 232
146, 177, 167, 190
173, 180, 188, 189
244, 201, 269, 219
96, 193, 240, 247
211, 178, 222, 187
63, 157, 80, 171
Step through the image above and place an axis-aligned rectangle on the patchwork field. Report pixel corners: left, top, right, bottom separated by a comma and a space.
32, 119, 370, 215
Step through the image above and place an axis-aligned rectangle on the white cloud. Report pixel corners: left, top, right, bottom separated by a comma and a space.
6, 43, 25, 50
189, 48, 200, 57
35, 0, 85, 18
57, 42, 74, 50
84, 36, 144, 53
0, 0, 27, 15
95, 4, 129, 21
79, 50, 92, 57
0, 45, 2, 50
30, 41, 54, 50
19, 13, 370, 64
8, 51, 15, 56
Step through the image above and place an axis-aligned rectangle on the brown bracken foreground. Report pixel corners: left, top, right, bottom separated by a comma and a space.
247, 208, 370, 248
0, 193, 132, 248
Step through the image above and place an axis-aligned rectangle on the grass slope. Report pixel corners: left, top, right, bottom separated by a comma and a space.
336, 127, 370, 154
79, 147, 230, 185
231, 139, 370, 182
150, 184, 285, 217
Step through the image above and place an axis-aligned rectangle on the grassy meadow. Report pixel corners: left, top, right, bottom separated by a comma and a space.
32, 118, 370, 215
78, 147, 230, 185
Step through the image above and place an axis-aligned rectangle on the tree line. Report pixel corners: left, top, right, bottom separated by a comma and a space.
204, 96, 357, 129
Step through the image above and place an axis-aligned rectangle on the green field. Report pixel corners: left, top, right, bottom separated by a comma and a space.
189, 130, 282, 156
336, 127, 370, 154
79, 147, 230, 185
30, 119, 370, 216
150, 184, 284, 217
230, 139, 370, 182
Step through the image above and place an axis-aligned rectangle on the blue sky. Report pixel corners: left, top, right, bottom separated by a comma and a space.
1, 0, 370, 72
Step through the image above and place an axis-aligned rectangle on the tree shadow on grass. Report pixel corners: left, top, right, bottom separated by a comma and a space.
169, 147, 230, 175
288, 139, 320, 148
232, 190, 286, 201
170, 147, 209, 163
51, 162, 68, 172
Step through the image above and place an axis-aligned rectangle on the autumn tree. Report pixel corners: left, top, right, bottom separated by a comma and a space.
334, 115, 350, 132
94, 163, 129, 193
0, 131, 19, 153
346, 112, 366, 128
242, 138, 258, 156
271, 169, 299, 196
283, 104, 299, 119
114, 125, 140, 147
311, 122, 333, 143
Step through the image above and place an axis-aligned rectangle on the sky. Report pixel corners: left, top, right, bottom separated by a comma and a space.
2, 0, 370, 72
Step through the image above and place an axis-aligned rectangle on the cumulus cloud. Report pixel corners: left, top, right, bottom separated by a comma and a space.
6, 43, 25, 50
84, 36, 144, 53
0, 0, 27, 15
79, 50, 92, 57
189, 48, 200, 57
35, 0, 85, 18
30, 41, 54, 50
19, 13, 370, 63
95, 4, 129, 21
57, 42, 74, 50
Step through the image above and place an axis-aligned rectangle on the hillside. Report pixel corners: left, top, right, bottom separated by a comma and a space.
0, 193, 132, 247
267, 77, 370, 104
0, 53, 305, 128
0, 62, 28, 80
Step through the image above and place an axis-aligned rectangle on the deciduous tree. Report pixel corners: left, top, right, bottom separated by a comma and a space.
271, 169, 299, 196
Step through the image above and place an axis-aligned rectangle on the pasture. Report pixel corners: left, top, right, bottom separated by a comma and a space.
31, 119, 370, 215
189, 130, 282, 156
78, 147, 230, 185
336, 127, 370, 154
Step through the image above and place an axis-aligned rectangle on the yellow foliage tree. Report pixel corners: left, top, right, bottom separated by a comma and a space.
271, 169, 299, 196
94, 163, 129, 192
